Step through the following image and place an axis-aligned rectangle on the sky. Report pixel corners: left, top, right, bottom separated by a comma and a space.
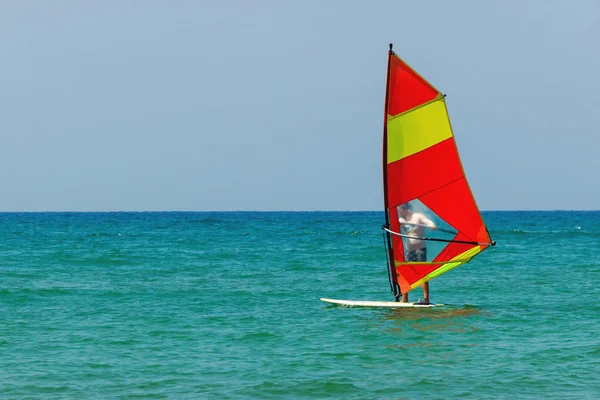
1, 1, 599, 211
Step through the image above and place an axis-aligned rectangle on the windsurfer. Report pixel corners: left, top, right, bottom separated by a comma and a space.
398, 203, 436, 304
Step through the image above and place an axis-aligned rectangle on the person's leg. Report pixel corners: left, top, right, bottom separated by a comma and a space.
418, 248, 430, 303
401, 250, 415, 302
421, 282, 430, 303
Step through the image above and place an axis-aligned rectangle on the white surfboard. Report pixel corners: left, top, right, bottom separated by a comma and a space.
320, 298, 444, 308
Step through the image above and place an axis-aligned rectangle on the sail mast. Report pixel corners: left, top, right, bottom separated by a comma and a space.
382, 43, 400, 301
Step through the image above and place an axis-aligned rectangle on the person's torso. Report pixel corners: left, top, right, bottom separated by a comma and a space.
401, 213, 427, 251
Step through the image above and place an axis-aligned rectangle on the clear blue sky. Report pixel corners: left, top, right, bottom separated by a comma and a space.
1, 1, 598, 211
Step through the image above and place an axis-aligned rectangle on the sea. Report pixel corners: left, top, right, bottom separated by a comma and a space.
1, 211, 599, 399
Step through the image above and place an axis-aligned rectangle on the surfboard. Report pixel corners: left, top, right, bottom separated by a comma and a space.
320, 298, 444, 308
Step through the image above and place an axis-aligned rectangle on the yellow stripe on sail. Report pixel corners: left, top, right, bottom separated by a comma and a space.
410, 246, 483, 289
387, 98, 453, 164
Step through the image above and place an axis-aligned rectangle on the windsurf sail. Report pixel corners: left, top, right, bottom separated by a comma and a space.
381, 43, 495, 300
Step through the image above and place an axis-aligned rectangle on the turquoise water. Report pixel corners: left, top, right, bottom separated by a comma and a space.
1, 211, 599, 399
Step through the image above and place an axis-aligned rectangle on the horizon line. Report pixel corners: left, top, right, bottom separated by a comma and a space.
1, 209, 599, 213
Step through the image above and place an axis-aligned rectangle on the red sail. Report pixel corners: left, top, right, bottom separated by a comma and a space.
383, 50, 493, 294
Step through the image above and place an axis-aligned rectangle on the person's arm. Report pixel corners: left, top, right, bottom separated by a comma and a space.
398, 217, 409, 233
420, 214, 436, 229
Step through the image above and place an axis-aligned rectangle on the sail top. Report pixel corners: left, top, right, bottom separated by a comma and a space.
387, 54, 440, 117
